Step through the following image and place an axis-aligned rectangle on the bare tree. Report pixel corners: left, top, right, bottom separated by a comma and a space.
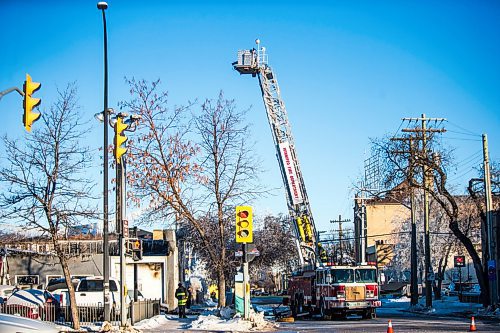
0, 84, 97, 329
372, 134, 492, 305
251, 214, 297, 281
122, 79, 266, 306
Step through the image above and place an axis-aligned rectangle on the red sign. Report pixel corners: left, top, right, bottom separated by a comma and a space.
454, 255, 465, 267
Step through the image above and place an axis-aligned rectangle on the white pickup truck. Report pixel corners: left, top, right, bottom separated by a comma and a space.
74, 276, 122, 307
53, 276, 128, 311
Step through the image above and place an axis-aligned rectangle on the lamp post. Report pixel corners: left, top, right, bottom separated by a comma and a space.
97, 1, 111, 322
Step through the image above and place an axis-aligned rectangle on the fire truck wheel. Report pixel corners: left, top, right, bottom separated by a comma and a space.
362, 309, 374, 319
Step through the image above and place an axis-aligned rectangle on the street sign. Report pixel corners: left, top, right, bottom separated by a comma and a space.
454, 255, 466, 268
123, 219, 129, 238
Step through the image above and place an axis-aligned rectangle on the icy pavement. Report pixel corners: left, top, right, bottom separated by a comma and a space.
379, 295, 493, 319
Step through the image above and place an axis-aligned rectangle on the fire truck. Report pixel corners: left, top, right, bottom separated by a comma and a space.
288, 265, 380, 319
233, 40, 380, 319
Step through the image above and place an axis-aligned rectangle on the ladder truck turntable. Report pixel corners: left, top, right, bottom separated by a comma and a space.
233, 39, 380, 320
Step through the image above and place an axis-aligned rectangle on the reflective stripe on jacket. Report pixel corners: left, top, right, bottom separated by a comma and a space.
175, 288, 187, 305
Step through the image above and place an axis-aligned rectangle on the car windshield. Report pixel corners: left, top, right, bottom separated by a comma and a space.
355, 269, 377, 283
331, 269, 354, 283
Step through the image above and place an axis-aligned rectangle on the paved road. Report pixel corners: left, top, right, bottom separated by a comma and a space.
277, 315, 499, 332
141, 313, 499, 332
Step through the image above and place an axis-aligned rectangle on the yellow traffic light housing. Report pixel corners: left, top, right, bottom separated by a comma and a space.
23, 74, 41, 132
236, 206, 253, 243
114, 117, 129, 162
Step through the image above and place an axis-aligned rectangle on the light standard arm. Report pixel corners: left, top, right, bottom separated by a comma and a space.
0, 87, 24, 101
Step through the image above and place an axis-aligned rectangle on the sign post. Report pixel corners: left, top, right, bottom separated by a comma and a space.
454, 256, 466, 301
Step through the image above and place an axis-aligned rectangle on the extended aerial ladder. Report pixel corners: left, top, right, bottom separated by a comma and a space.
233, 39, 318, 267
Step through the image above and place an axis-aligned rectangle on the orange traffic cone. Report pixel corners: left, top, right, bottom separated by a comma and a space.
469, 316, 477, 331
387, 320, 394, 333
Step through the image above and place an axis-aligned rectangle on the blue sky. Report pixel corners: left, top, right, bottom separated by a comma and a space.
1, 1, 499, 235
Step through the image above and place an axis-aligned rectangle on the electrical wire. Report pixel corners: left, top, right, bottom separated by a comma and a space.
444, 136, 482, 142
446, 120, 481, 137
392, 119, 404, 138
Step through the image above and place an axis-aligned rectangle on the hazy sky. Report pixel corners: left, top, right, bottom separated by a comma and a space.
1, 1, 499, 235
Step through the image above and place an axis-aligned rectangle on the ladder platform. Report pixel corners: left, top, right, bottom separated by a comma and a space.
233, 65, 258, 75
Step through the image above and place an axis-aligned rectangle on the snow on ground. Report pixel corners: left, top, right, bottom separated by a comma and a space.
380, 295, 483, 317
134, 315, 171, 330
189, 309, 276, 331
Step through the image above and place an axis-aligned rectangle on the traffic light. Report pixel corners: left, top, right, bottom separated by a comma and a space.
23, 74, 41, 132
235, 206, 253, 243
114, 116, 128, 162
132, 239, 143, 261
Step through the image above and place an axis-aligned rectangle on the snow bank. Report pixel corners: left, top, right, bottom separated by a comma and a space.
475, 305, 500, 320
189, 308, 276, 331
381, 295, 482, 316
133, 315, 170, 330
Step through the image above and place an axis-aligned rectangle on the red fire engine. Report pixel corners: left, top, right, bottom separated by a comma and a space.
289, 265, 381, 319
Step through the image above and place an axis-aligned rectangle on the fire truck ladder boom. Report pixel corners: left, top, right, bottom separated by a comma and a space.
233, 40, 318, 266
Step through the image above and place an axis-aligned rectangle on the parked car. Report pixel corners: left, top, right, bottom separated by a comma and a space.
5, 289, 60, 320
0, 313, 59, 333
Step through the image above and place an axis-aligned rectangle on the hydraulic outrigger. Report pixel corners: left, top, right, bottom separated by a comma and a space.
233, 39, 318, 267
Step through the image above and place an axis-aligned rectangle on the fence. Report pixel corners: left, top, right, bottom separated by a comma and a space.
0, 299, 160, 326
0, 302, 59, 321
130, 299, 161, 324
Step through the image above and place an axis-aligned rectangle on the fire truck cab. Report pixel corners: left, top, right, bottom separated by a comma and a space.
289, 265, 381, 319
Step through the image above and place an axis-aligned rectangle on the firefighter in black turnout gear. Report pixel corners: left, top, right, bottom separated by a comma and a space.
175, 283, 188, 318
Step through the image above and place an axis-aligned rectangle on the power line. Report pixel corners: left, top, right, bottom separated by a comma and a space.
446, 120, 480, 137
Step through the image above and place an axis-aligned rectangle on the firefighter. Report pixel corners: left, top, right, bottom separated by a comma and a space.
175, 283, 188, 318
318, 243, 328, 263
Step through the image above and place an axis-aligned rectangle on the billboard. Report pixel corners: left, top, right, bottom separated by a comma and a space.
279, 142, 304, 205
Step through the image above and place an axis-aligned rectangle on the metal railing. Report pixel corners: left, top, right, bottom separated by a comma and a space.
0, 302, 59, 321
0, 299, 160, 326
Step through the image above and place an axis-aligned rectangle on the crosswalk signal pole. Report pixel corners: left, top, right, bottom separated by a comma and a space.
243, 243, 250, 319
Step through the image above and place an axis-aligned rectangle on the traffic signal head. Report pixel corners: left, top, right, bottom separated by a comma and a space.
236, 206, 253, 243
23, 74, 41, 132
114, 117, 129, 162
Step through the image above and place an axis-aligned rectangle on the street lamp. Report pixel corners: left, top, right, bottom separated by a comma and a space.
97, 1, 111, 322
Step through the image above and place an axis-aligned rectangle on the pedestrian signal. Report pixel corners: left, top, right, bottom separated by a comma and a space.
132, 239, 143, 261
235, 206, 253, 243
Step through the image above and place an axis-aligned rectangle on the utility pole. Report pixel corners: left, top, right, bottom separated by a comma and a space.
482, 134, 497, 304
391, 136, 419, 306
402, 114, 446, 308
330, 215, 351, 265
